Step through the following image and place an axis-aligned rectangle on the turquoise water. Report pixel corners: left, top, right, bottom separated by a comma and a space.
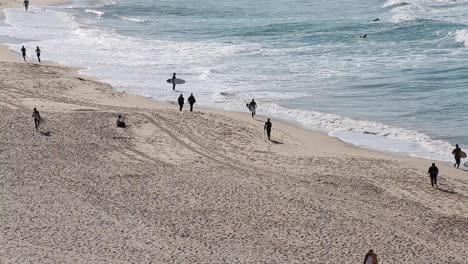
1, 0, 468, 160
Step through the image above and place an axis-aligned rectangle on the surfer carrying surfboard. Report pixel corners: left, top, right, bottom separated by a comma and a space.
172, 73, 176, 90
247, 99, 257, 118
452, 144, 463, 169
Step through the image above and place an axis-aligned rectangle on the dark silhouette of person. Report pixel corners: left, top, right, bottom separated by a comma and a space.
116, 115, 126, 128
35, 46, 41, 63
249, 99, 257, 118
32, 108, 41, 131
264, 118, 272, 140
428, 163, 439, 188
172, 73, 176, 90
21, 45, 26, 62
452, 144, 462, 168
187, 93, 196, 112
363, 249, 378, 264
178, 94, 184, 111
23, 0, 29, 11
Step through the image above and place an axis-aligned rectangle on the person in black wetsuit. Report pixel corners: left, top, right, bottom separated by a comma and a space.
264, 118, 272, 140
21, 45, 26, 62
452, 144, 462, 169
427, 163, 439, 188
249, 99, 257, 118
187, 93, 196, 112
178, 94, 184, 111
172, 73, 176, 90
32, 108, 41, 131
23, 0, 29, 11
35, 46, 41, 63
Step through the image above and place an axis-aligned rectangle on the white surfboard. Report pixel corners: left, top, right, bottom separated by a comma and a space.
167, 78, 185, 84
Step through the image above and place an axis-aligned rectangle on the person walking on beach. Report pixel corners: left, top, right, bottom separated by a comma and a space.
363, 249, 378, 264
187, 93, 196, 112
172, 73, 177, 90
428, 163, 439, 188
21, 45, 26, 62
32, 108, 41, 131
452, 144, 462, 169
35, 46, 41, 63
248, 99, 257, 118
264, 118, 272, 140
178, 94, 184, 111
23, 0, 29, 11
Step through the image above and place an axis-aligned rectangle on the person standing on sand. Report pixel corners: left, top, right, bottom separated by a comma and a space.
32, 108, 41, 131
172, 73, 177, 90
452, 144, 462, 169
178, 94, 184, 111
23, 0, 29, 11
21, 45, 26, 62
428, 163, 439, 188
35, 46, 41, 63
249, 99, 257, 118
264, 118, 272, 140
363, 249, 378, 264
187, 93, 196, 112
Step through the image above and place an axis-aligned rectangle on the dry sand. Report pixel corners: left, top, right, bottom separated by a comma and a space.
1, 4, 468, 263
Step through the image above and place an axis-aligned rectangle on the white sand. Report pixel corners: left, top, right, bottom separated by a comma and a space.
1, 3, 468, 262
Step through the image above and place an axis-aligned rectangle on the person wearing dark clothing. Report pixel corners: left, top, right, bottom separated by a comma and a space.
21, 45, 26, 62
264, 118, 272, 140
249, 99, 257, 118
116, 115, 126, 128
172, 73, 176, 90
428, 163, 439, 188
187, 93, 196, 112
23, 0, 29, 11
363, 250, 378, 264
178, 94, 184, 111
32, 108, 41, 131
452, 144, 462, 168
35, 46, 41, 63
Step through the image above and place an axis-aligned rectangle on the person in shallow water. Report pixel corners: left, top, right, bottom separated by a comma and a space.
264, 118, 272, 140
178, 94, 184, 111
452, 144, 462, 168
172, 73, 176, 90
363, 249, 378, 264
428, 163, 439, 188
23, 0, 29, 11
187, 93, 196, 112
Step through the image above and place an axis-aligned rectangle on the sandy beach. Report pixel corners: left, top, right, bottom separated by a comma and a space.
1, 2, 468, 263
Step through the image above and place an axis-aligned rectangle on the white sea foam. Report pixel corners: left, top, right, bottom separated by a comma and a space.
454, 29, 468, 47
85, 9, 105, 17
115, 15, 145, 23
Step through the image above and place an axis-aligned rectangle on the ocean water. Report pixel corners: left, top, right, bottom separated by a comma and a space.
1, 0, 468, 161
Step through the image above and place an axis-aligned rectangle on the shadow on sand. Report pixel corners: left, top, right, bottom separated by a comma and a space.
270, 140, 283, 145
437, 188, 456, 195
40, 131, 51, 137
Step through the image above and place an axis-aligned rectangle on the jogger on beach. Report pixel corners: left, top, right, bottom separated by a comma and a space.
187, 93, 196, 112
428, 163, 439, 188
32, 108, 41, 131
452, 144, 462, 169
178, 94, 184, 111
21, 46, 26, 62
35, 46, 41, 63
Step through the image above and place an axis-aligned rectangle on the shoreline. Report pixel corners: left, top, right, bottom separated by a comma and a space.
2, 2, 468, 262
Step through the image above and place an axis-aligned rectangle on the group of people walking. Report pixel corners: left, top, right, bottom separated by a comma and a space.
21, 45, 41, 63
177, 93, 196, 112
